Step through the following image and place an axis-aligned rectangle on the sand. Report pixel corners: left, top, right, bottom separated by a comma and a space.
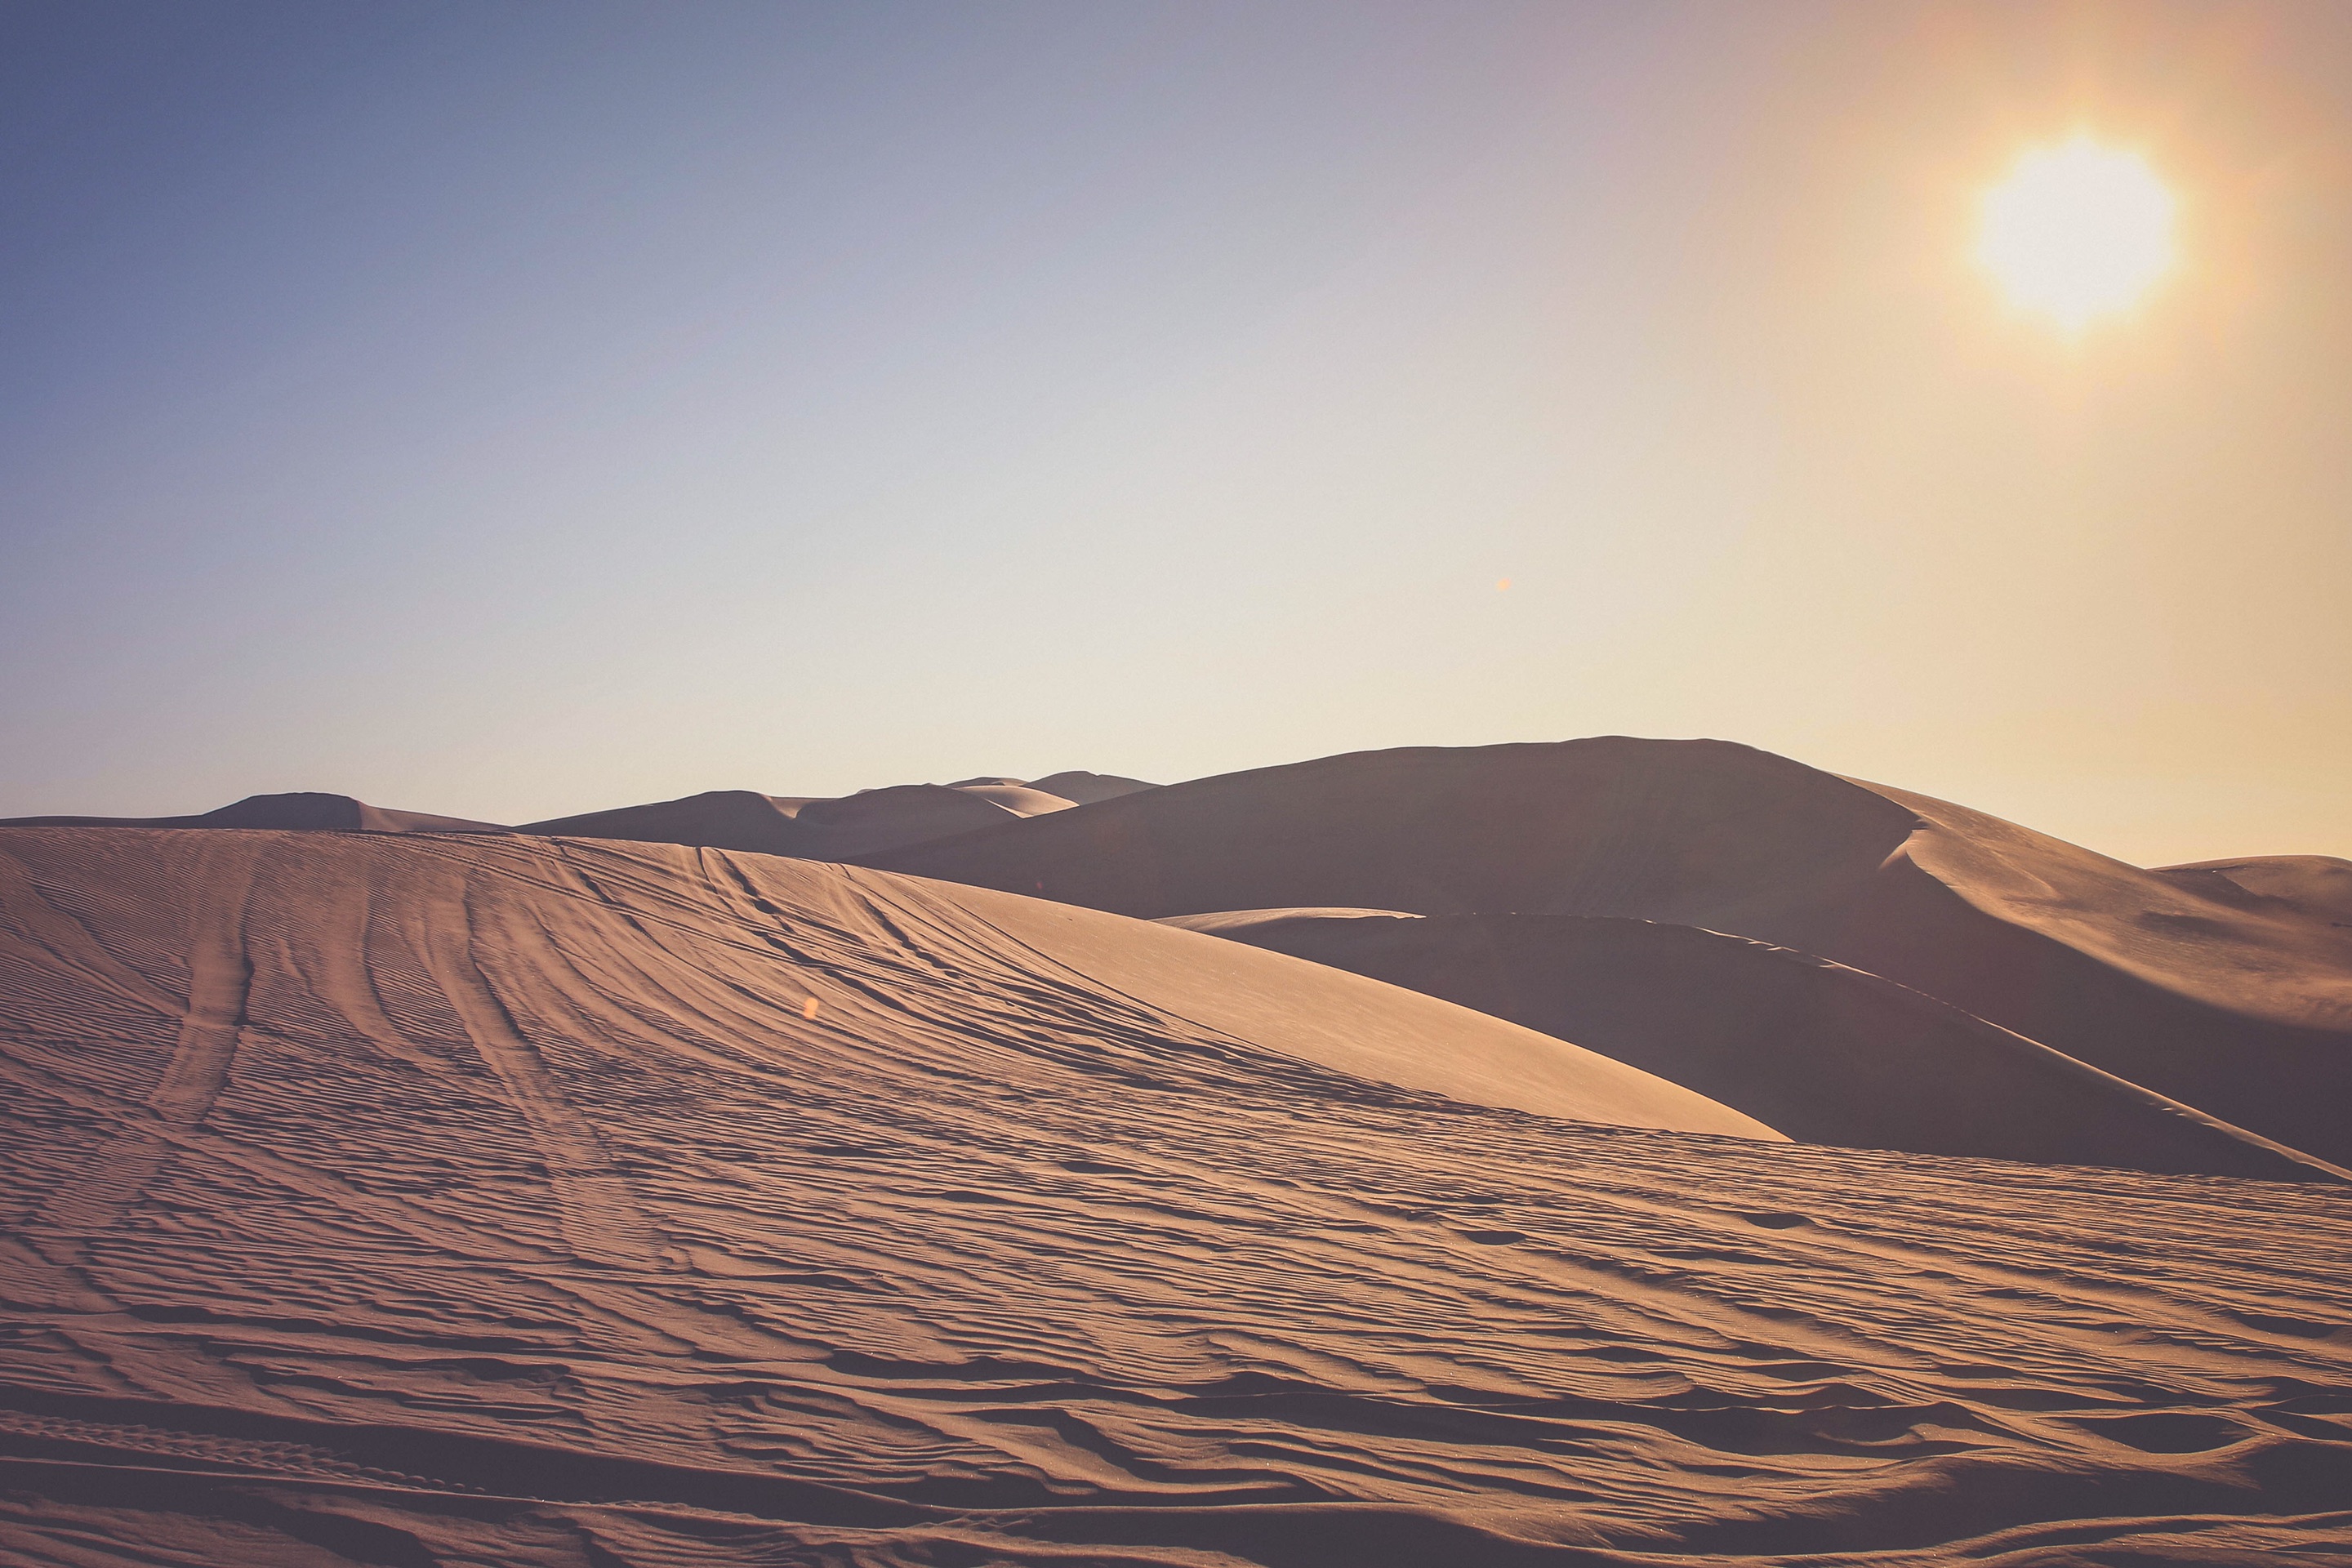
871, 738, 2352, 1169
0, 791, 508, 835
0, 773, 1158, 863
517, 774, 1157, 861
2156, 854, 2352, 929
1160, 910, 2342, 1181
3, 742, 2350, 1565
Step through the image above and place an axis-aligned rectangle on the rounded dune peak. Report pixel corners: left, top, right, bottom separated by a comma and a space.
793, 782, 1028, 855
519, 789, 809, 857
1026, 769, 1160, 805
505, 772, 1152, 864
0, 791, 507, 835
868, 736, 1919, 925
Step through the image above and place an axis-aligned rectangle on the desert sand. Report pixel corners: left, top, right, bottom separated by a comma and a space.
871, 740, 2352, 1168
3, 742, 2350, 1565
517, 773, 1160, 862
1160, 910, 2341, 1181
1, 790, 509, 836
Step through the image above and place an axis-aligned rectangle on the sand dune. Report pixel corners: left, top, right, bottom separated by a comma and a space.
3, 824, 2348, 1566
2158, 854, 2352, 929
521, 775, 1136, 859
1162, 910, 2342, 1182
792, 782, 1058, 854
0, 773, 1152, 862
0, 791, 507, 835
942, 778, 1084, 816
1026, 768, 1160, 805
518, 782, 1029, 859
0, 826, 1766, 1146
868, 739, 2352, 1168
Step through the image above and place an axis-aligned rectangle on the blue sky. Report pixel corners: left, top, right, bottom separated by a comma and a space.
5, 2, 2349, 862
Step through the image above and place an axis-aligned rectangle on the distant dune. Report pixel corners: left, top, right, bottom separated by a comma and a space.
516, 773, 1157, 859
4, 742, 2350, 1566
868, 738, 2352, 1168
0, 790, 508, 835
1, 773, 1164, 864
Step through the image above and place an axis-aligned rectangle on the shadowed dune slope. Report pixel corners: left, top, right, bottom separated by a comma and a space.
868, 738, 2352, 1168
1161, 911, 2344, 1182
519, 787, 816, 856
3, 828, 2350, 1566
519, 777, 1115, 860
11, 776, 1130, 865
791, 782, 1048, 855
516, 784, 1019, 861
0, 791, 507, 835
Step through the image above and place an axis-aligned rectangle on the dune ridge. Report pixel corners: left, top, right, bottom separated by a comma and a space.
0, 773, 1163, 864
868, 738, 2352, 1167
518, 774, 1155, 859
2155, 854, 2352, 929
0, 791, 509, 835
1160, 909, 2344, 1181
2, 824, 2348, 1565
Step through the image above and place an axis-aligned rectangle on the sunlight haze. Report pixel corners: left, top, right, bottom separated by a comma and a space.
1978, 137, 2176, 328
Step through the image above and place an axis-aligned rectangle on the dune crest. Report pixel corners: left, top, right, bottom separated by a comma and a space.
0, 791, 507, 835
520, 774, 1148, 858
2156, 853, 2352, 929
869, 738, 2352, 1168
1162, 909, 2344, 1181
0, 773, 1159, 862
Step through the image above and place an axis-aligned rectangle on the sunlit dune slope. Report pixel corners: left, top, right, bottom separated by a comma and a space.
3, 826, 2350, 1566
867, 738, 2352, 1168
2157, 854, 2352, 930
1161, 910, 2342, 1182
0, 829, 1763, 1147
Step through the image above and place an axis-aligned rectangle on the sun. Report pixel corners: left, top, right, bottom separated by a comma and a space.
1977, 137, 2176, 330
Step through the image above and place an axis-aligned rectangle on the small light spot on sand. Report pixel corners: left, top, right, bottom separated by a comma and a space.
1496, 578, 1511, 591
802, 996, 821, 1020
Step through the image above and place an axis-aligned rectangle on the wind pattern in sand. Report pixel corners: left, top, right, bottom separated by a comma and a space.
2, 826, 2349, 1565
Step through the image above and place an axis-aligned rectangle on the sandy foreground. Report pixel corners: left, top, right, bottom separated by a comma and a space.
2, 742, 2350, 1565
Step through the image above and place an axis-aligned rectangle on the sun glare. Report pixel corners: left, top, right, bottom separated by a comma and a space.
1978, 137, 2176, 330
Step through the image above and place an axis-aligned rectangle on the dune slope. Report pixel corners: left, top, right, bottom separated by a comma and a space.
1162, 910, 2342, 1181
2157, 854, 2352, 929
1, 826, 2349, 1565
869, 739, 2352, 1167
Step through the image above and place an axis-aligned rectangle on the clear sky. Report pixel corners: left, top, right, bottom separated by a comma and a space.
4, 1, 2348, 864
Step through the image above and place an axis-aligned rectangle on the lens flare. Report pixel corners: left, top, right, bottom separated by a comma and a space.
1978, 137, 2176, 330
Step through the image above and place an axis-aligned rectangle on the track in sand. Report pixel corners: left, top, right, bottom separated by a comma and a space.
2, 823, 2349, 1565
